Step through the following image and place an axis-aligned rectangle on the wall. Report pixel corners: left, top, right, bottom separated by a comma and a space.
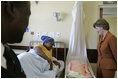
83, 1, 103, 49
104, 17, 117, 37
11, 1, 116, 49
12, 1, 74, 47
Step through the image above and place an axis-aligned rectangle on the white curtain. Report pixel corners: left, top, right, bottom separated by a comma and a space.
66, 1, 87, 63
65, 1, 95, 77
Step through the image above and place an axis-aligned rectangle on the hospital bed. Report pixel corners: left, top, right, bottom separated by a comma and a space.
29, 40, 66, 78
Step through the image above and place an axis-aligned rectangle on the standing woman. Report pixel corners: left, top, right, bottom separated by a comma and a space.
93, 18, 117, 78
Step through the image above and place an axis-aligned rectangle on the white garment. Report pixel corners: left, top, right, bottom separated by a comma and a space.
1, 43, 7, 69
18, 49, 64, 78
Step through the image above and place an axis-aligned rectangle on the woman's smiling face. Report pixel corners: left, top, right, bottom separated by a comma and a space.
95, 26, 104, 36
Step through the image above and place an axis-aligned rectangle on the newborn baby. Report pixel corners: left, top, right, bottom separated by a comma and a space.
68, 60, 91, 77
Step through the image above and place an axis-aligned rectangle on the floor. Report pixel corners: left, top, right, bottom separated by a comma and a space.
90, 63, 97, 77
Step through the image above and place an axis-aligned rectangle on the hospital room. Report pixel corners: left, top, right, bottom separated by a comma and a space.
1, 1, 117, 78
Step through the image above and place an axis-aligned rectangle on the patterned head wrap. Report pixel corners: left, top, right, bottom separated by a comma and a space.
41, 35, 54, 44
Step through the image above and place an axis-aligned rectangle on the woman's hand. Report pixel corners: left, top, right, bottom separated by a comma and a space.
53, 60, 61, 68
48, 60, 53, 70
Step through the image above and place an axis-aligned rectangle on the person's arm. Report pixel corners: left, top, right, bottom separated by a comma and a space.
109, 36, 117, 63
34, 46, 53, 70
53, 60, 60, 68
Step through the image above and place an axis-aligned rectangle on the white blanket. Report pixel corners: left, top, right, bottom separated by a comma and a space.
17, 49, 64, 78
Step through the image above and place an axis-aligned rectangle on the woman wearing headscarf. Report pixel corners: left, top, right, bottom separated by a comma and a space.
34, 35, 60, 70
18, 35, 63, 78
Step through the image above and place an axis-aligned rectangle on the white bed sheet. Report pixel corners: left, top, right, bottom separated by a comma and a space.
17, 49, 64, 78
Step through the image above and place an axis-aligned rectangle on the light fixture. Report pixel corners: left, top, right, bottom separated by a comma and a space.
35, 1, 39, 4
53, 11, 61, 22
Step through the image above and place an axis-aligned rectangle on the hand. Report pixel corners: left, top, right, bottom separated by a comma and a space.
48, 60, 53, 70
53, 61, 61, 68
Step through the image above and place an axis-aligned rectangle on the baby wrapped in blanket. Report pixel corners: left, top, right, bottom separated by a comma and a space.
67, 60, 92, 78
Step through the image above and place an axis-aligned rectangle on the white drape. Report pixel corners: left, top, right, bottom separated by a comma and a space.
65, 1, 95, 77
66, 1, 87, 63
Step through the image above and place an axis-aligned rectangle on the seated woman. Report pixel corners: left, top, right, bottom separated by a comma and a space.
17, 36, 64, 78
34, 35, 61, 70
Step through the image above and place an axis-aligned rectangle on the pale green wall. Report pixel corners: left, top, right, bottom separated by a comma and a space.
11, 1, 117, 49
83, 1, 103, 49
12, 1, 75, 47
104, 17, 117, 37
